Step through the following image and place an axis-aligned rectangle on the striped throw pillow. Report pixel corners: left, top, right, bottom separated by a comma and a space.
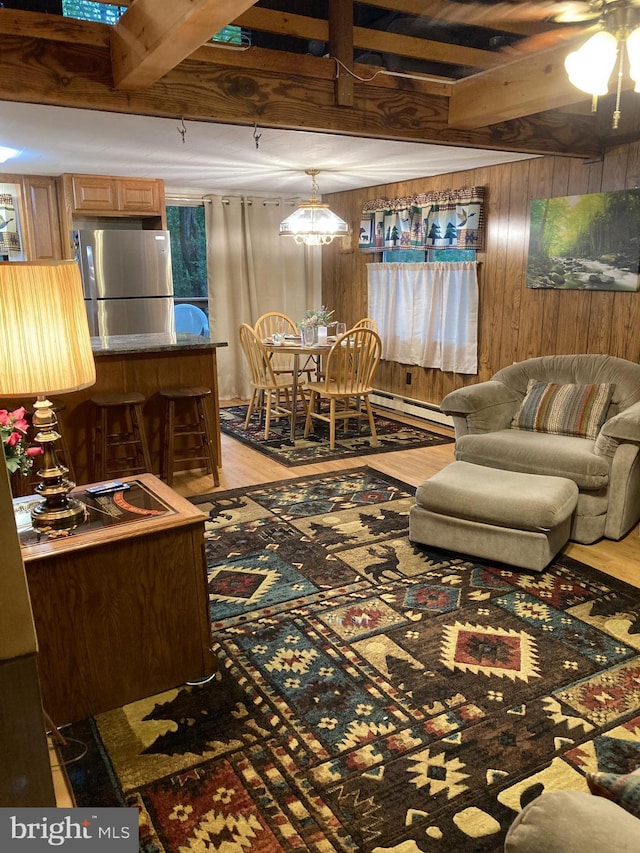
587, 768, 640, 818
511, 380, 613, 439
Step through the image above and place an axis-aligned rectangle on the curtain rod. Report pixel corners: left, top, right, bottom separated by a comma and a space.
166, 195, 296, 207
220, 199, 296, 207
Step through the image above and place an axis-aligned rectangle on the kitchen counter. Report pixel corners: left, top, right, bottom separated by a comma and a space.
6, 335, 228, 487
91, 333, 228, 356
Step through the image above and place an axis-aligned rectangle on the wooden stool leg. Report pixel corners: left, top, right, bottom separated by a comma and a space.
199, 399, 220, 487
97, 407, 108, 481
132, 403, 152, 473
166, 399, 176, 486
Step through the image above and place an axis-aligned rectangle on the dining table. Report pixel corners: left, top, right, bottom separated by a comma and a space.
263, 335, 334, 444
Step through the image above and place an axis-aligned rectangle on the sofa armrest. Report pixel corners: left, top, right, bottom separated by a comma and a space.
440, 381, 521, 436
601, 400, 640, 442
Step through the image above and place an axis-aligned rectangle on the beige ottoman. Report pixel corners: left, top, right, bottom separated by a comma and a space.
409, 461, 579, 572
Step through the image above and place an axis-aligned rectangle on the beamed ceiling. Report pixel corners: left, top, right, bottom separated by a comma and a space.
3, 0, 640, 168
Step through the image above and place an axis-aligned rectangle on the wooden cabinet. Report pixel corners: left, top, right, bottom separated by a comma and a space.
20, 175, 64, 260
1, 171, 166, 259
20, 474, 216, 726
117, 176, 163, 213
62, 173, 165, 217
65, 173, 118, 211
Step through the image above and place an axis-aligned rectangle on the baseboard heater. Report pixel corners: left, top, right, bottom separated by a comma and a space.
370, 390, 454, 429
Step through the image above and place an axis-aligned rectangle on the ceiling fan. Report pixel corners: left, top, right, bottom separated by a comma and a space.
415, 1, 640, 52
419, 1, 640, 127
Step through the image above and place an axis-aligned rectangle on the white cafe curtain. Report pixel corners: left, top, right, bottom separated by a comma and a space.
205, 195, 320, 400
367, 262, 478, 374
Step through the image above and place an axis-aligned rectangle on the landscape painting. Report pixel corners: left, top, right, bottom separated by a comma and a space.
526, 189, 640, 291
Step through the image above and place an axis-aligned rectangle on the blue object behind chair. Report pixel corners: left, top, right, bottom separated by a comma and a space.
174, 303, 209, 336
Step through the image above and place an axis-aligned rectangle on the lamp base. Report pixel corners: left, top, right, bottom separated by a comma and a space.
31, 494, 86, 533
29, 394, 86, 533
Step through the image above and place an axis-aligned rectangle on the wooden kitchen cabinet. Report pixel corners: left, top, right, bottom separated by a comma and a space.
117, 176, 163, 213
65, 173, 117, 211
20, 175, 64, 260
62, 173, 165, 216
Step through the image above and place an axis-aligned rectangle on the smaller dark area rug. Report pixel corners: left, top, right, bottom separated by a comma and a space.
60, 467, 640, 853
220, 403, 453, 466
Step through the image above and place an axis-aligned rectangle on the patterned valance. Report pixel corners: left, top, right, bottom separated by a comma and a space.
359, 186, 485, 253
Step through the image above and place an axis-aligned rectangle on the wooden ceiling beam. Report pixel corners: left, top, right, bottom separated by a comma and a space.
448, 41, 600, 128
0, 32, 600, 159
110, 0, 259, 90
330, 0, 354, 106
0, 7, 109, 46
233, 7, 503, 70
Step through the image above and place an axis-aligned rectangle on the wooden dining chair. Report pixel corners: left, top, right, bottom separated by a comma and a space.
239, 323, 301, 439
353, 317, 379, 332
254, 311, 316, 382
303, 327, 382, 449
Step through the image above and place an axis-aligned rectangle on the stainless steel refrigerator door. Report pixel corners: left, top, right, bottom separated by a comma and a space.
77, 230, 174, 300
95, 297, 176, 336
83, 299, 99, 337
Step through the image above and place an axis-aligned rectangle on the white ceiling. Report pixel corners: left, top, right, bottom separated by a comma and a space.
0, 100, 538, 198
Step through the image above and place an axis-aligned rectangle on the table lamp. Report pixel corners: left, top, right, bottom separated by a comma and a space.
0, 261, 96, 532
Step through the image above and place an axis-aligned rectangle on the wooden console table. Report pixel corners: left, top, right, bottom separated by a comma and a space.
17, 474, 216, 726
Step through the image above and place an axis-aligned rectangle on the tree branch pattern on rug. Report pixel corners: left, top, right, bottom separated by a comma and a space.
61, 468, 640, 852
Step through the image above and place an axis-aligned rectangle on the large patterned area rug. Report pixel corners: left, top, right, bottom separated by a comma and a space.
61, 467, 640, 853
220, 404, 453, 466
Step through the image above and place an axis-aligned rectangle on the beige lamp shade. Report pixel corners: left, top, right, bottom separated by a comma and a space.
0, 261, 96, 396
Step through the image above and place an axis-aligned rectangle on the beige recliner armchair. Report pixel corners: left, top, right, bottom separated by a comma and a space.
440, 354, 640, 544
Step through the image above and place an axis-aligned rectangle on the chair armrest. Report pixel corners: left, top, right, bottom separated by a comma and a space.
440, 381, 521, 436
600, 400, 640, 442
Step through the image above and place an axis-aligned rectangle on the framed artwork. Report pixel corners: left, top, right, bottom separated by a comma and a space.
526, 189, 640, 291
358, 217, 373, 247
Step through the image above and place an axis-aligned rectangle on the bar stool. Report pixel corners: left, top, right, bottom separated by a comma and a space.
159, 386, 219, 487
90, 391, 152, 482
11, 400, 76, 498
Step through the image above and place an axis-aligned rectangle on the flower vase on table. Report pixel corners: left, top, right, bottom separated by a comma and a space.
299, 306, 334, 346
302, 325, 316, 346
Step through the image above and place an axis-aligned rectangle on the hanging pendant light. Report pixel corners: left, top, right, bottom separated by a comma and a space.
279, 169, 350, 245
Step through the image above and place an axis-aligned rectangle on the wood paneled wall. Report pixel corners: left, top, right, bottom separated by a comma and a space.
321, 141, 640, 408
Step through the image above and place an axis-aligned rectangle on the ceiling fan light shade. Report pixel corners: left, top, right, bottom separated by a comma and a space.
626, 27, 640, 91
565, 30, 618, 96
279, 202, 350, 245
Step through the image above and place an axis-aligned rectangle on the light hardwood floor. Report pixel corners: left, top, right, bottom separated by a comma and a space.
170, 402, 640, 590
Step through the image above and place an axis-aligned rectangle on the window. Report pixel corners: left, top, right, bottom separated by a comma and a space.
211, 25, 244, 45
382, 249, 476, 263
61, 2, 244, 46
62, 1, 126, 23
430, 249, 476, 262
166, 204, 208, 319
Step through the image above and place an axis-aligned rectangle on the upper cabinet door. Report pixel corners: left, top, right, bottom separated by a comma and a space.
69, 175, 118, 211
117, 178, 163, 214
21, 176, 63, 261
